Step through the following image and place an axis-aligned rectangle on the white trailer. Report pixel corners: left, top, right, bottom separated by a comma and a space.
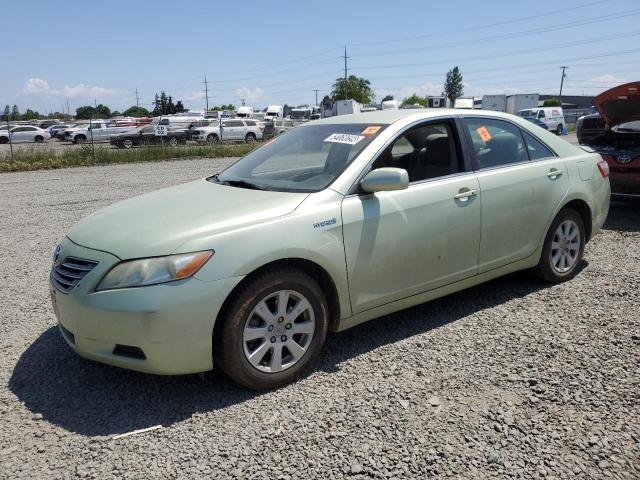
506, 94, 539, 114
481, 95, 507, 112
336, 100, 362, 116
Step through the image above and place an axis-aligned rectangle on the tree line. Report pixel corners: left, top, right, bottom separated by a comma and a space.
4, 68, 465, 121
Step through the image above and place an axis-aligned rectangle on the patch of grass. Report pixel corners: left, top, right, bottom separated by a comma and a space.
0, 143, 256, 173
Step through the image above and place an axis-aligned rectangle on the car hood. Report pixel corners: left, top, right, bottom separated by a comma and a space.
593, 82, 640, 128
67, 179, 309, 259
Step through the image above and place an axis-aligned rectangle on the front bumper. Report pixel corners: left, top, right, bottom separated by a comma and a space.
50, 237, 243, 375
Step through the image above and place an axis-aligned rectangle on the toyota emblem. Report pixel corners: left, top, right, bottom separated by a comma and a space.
53, 244, 62, 264
617, 154, 632, 164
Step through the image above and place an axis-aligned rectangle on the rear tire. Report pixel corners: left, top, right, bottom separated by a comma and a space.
0, 137, 8, 144
123, 139, 134, 149
556, 124, 563, 135
245, 132, 256, 144
74, 135, 87, 144
533, 208, 585, 283
34, 136, 44, 143
215, 268, 329, 389
168, 136, 178, 147
207, 134, 220, 144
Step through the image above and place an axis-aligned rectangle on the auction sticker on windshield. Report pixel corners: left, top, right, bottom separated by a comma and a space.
361, 126, 382, 135
324, 133, 365, 145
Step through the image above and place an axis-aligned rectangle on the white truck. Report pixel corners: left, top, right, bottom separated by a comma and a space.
64, 121, 131, 144
264, 105, 284, 120
335, 100, 362, 116
236, 106, 254, 118
481, 95, 507, 112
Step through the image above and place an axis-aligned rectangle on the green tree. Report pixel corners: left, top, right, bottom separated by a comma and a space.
443, 66, 464, 105
11, 105, 19, 120
174, 101, 185, 113
401, 93, 427, 107
75, 106, 95, 119
23, 108, 39, 120
94, 104, 111, 118
381, 95, 394, 102
123, 106, 150, 117
543, 98, 561, 107
330, 75, 374, 104
3, 105, 10, 120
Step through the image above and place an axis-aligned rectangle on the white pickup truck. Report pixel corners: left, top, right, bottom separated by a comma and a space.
64, 121, 131, 144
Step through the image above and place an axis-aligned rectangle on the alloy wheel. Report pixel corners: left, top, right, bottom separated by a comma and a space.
551, 219, 580, 273
242, 290, 315, 373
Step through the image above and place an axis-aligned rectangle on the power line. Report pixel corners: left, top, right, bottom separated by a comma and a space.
350, 0, 615, 47
352, 8, 640, 58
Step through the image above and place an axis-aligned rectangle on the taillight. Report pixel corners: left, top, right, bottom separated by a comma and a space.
597, 160, 610, 177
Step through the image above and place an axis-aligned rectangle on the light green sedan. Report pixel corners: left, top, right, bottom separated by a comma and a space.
50, 110, 610, 389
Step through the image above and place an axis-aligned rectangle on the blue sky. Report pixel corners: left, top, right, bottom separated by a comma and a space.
3, 0, 639, 113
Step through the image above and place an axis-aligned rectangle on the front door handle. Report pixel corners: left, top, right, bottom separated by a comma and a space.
547, 168, 563, 179
454, 189, 478, 201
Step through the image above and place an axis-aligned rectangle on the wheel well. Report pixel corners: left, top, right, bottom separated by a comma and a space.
563, 199, 592, 241
213, 258, 342, 338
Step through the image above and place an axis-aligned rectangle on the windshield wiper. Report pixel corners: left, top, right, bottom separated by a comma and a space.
223, 179, 267, 190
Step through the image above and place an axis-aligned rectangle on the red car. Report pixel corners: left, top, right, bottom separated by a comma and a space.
576, 82, 640, 198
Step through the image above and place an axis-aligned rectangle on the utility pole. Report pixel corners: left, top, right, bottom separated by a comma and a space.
66, 99, 70, 117
135, 88, 140, 109
204, 76, 209, 112
314, 89, 319, 106
342, 46, 350, 100
558, 66, 568, 107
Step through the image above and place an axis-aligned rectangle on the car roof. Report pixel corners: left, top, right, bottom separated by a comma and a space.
306, 108, 530, 126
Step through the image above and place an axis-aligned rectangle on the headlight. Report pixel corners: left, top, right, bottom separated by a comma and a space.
96, 250, 213, 291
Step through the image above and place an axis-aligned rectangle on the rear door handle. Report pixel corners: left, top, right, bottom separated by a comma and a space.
454, 189, 478, 201
547, 169, 563, 179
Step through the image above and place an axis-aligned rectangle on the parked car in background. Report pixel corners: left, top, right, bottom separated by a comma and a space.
38, 120, 60, 130
64, 121, 130, 144
518, 107, 565, 135
0, 126, 50, 143
576, 81, 640, 198
263, 119, 297, 139
51, 109, 609, 389
191, 119, 263, 143
48, 124, 70, 138
110, 125, 191, 148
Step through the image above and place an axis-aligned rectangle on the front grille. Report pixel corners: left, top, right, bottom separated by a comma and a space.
582, 117, 604, 129
51, 257, 98, 294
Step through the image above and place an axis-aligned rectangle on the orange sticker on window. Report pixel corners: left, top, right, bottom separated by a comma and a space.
361, 126, 381, 135
475, 126, 492, 143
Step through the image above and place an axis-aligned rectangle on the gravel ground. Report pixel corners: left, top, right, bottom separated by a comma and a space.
0, 158, 638, 479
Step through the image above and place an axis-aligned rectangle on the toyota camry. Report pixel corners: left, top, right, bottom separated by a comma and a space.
50, 109, 610, 389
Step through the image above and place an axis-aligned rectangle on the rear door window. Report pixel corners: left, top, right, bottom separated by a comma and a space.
463, 118, 528, 169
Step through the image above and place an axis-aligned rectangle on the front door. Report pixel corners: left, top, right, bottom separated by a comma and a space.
342, 119, 481, 314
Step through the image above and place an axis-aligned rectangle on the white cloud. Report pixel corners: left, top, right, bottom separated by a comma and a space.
19, 77, 117, 100
183, 91, 206, 101
235, 86, 267, 104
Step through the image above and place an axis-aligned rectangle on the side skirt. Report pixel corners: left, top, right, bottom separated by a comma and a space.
335, 248, 542, 332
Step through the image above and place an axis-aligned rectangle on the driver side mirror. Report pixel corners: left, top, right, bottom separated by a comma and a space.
360, 167, 409, 193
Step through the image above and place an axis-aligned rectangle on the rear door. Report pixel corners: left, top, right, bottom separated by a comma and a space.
342, 118, 481, 313
461, 117, 569, 273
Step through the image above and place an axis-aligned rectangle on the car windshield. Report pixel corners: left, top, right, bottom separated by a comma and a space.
518, 110, 537, 118
214, 123, 388, 192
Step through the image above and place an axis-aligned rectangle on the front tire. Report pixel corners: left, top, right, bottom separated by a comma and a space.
533, 208, 585, 283
207, 133, 220, 144
168, 136, 178, 147
215, 268, 329, 389
34, 136, 44, 143
74, 135, 87, 144
245, 132, 256, 144
123, 138, 134, 149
